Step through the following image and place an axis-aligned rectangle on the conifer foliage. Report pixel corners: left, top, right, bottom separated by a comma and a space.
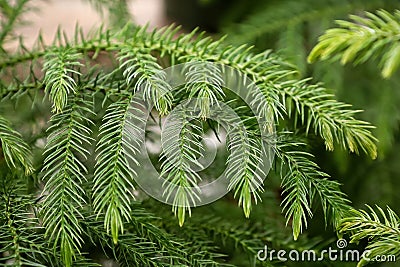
0, 1, 395, 266
310, 9, 400, 266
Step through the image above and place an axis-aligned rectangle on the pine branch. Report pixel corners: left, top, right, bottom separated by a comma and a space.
83, 208, 193, 266
191, 217, 277, 266
0, 182, 46, 266
126, 206, 191, 265
0, 24, 381, 162
183, 60, 225, 119
0, 23, 378, 229
199, 216, 261, 256
280, 81, 377, 158
43, 48, 84, 113
86, 219, 170, 267
226, 128, 265, 218
276, 134, 352, 239
309, 9, 400, 78
339, 205, 400, 267
0, 115, 33, 175
311, 178, 351, 230
277, 146, 313, 241
40, 90, 94, 267
146, 201, 257, 266
118, 44, 173, 115
0, 21, 384, 266
160, 110, 203, 226
92, 92, 145, 244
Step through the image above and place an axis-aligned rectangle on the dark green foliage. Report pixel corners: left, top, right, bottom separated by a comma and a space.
0, 184, 46, 266
0, 1, 396, 266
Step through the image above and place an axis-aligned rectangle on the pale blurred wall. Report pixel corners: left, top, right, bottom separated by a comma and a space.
11, 0, 166, 48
